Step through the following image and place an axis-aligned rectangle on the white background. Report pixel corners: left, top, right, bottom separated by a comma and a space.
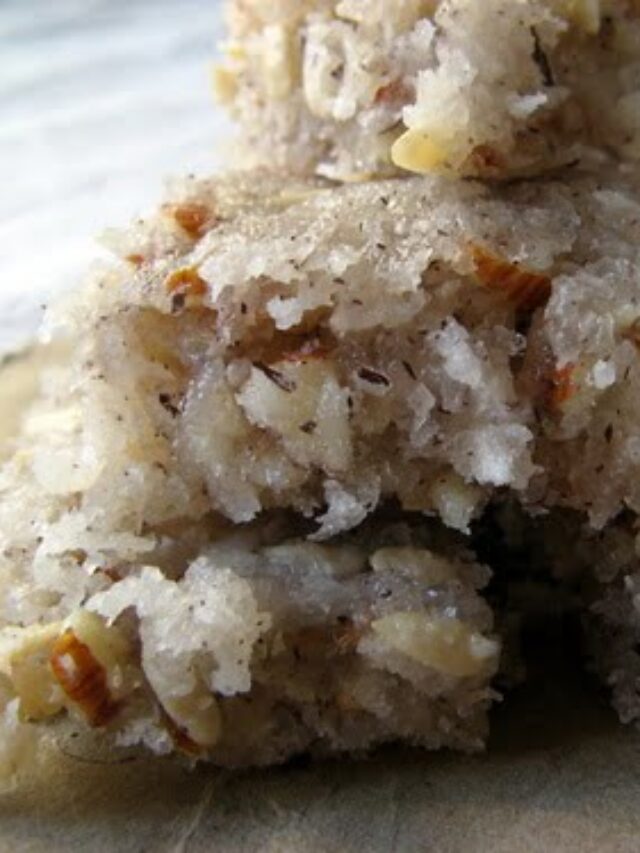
0, 0, 229, 355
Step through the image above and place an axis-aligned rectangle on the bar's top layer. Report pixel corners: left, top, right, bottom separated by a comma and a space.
28, 165, 640, 557
217, 0, 640, 180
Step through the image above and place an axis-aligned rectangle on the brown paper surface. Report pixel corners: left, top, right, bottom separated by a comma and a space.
2, 350, 640, 853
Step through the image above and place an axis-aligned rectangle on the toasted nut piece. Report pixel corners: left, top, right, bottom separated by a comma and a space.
559, 0, 600, 33
0, 623, 63, 720
67, 610, 130, 675
371, 613, 499, 678
470, 244, 552, 311
166, 268, 209, 311
467, 144, 505, 173
50, 615, 123, 727
374, 78, 412, 106
391, 128, 448, 173
153, 685, 222, 750
211, 64, 239, 104
546, 362, 577, 409
166, 202, 211, 239
159, 706, 203, 756
261, 24, 299, 100
622, 317, 640, 350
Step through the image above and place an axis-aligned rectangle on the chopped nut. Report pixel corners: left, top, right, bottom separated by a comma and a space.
261, 24, 299, 100
622, 317, 640, 349
1, 623, 63, 721
281, 336, 331, 364
467, 144, 505, 173
374, 78, 412, 106
50, 626, 120, 727
390, 128, 448, 173
159, 706, 203, 756
470, 244, 552, 311
559, 0, 600, 34
211, 63, 239, 104
167, 203, 211, 239
166, 268, 209, 309
67, 610, 130, 673
153, 685, 221, 749
371, 613, 499, 678
547, 362, 577, 408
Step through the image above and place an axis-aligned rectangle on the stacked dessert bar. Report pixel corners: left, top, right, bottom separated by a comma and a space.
2, 0, 640, 779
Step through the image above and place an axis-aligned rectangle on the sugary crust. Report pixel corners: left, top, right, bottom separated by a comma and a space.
219, 0, 640, 180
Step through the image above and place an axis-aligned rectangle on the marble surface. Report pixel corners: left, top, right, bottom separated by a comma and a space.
0, 0, 230, 355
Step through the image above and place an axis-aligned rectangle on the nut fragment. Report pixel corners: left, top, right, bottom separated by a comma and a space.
467, 144, 505, 173
559, 0, 600, 33
49, 613, 126, 727
159, 706, 203, 756
166, 267, 209, 310
152, 684, 222, 750
470, 244, 552, 311
390, 127, 448, 173
374, 78, 412, 106
546, 362, 577, 408
622, 317, 640, 349
0, 623, 63, 721
371, 612, 499, 678
167, 202, 211, 239
260, 24, 300, 100
211, 64, 239, 104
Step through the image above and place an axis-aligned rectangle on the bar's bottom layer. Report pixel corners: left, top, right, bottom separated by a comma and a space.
0, 515, 500, 779
2, 351, 640, 786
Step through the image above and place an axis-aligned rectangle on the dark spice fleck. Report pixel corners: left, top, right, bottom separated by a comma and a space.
299, 420, 317, 434
605, 424, 614, 443
531, 27, 554, 87
253, 361, 297, 393
171, 293, 186, 313
159, 393, 180, 418
358, 367, 390, 387
402, 360, 417, 380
